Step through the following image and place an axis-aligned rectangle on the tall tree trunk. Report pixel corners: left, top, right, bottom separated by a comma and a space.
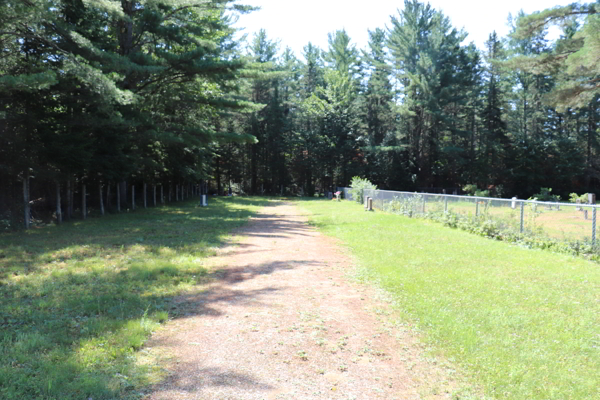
23, 172, 30, 229
169, 184, 172, 202
132, 185, 135, 210
82, 184, 86, 220
70, 179, 74, 219
56, 181, 62, 224
153, 185, 156, 207
143, 183, 147, 209
176, 184, 179, 201
66, 179, 72, 220
251, 144, 257, 195
99, 183, 105, 216
106, 184, 111, 212
161, 185, 164, 204
117, 184, 121, 212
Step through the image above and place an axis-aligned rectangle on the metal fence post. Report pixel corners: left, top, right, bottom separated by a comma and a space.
422, 196, 426, 213
520, 201, 525, 233
593, 207, 597, 246
444, 196, 448, 213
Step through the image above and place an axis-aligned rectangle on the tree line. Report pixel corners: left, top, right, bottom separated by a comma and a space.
1, 0, 599, 228
222, 1, 599, 200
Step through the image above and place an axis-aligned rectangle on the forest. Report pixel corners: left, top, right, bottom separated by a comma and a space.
1, 0, 599, 228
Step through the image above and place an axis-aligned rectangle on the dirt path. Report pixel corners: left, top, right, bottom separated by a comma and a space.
145, 201, 458, 400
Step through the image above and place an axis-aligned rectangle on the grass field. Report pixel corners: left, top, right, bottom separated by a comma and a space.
298, 199, 600, 400
378, 196, 597, 242
0, 197, 267, 400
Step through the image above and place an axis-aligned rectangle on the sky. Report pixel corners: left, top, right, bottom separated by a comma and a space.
232, 0, 575, 58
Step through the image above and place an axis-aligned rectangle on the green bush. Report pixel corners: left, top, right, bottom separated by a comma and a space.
349, 177, 377, 204
530, 187, 560, 202
462, 184, 489, 197
569, 192, 588, 203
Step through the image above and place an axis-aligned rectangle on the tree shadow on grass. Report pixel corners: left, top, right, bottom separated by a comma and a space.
0, 197, 285, 400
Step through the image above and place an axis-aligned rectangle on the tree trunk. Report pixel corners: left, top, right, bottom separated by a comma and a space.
70, 180, 74, 219
153, 185, 156, 207
176, 184, 179, 201
168, 184, 172, 202
106, 184, 111, 212
56, 181, 62, 224
66, 179, 72, 220
23, 173, 30, 229
99, 183, 105, 216
82, 184, 86, 220
117, 184, 121, 212
132, 185, 135, 210
143, 182, 147, 209
161, 185, 164, 204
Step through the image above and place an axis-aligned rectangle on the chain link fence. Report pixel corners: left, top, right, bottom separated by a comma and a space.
338, 187, 599, 245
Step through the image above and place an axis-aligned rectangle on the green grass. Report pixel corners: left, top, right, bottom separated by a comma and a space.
382, 197, 597, 242
0, 197, 267, 400
298, 199, 600, 400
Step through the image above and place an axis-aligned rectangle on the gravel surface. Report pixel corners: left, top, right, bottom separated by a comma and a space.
144, 201, 458, 400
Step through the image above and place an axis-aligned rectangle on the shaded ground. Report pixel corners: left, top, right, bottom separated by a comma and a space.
145, 201, 460, 399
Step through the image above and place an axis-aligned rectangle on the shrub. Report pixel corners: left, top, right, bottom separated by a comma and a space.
569, 192, 588, 203
462, 184, 489, 198
530, 187, 560, 202
349, 177, 377, 204
385, 195, 423, 217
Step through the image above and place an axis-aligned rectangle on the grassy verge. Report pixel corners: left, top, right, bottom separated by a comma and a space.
297, 199, 599, 400
0, 197, 267, 400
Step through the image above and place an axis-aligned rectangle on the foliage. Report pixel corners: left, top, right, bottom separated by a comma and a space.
349, 176, 377, 204
0, 197, 267, 399
384, 194, 423, 217
462, 184, 490, 198
530, 187, 561, 202
299, 199, 600, 400
511, 2, 600, 110
0, 0, 256, 227
569, 192, 589, 203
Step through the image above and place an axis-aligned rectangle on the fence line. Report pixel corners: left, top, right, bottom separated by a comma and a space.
338, 187, 599, 246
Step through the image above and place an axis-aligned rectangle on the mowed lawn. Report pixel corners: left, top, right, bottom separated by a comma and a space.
0, 197, 267, 400
298, 199, 599, 400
